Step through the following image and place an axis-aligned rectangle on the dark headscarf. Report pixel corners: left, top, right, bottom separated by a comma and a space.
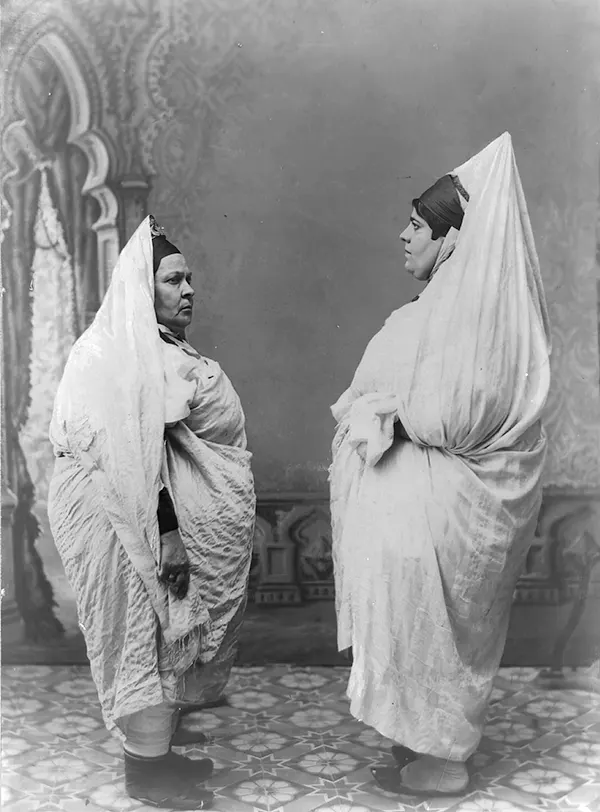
413, 174, 469, 240
152, 235, 181, 274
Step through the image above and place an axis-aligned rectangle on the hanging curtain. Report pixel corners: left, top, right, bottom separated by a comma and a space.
2, 44, 99, 640
19, 169, 78, 505
1, 167, 56, 641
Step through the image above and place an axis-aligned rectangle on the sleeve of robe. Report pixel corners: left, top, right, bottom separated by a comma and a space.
157, 486, 179, 534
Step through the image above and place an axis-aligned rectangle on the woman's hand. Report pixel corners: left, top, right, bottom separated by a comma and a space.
355, 418, 409, 464
158, 529, 190, 599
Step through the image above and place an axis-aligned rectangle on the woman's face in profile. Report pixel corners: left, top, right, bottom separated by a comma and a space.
154, 254, 195, 334
400, 208, 443, 282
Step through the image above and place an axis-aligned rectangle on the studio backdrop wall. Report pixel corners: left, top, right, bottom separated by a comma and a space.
2, 0, 600, 666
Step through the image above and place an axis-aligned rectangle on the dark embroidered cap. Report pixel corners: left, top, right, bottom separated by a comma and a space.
413, 174, 469, 240
149, 215, 181, 274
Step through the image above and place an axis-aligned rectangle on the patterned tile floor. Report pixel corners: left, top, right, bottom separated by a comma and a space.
2, 665, 600, 812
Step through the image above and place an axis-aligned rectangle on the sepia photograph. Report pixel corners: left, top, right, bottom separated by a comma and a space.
1, 0, 600, 809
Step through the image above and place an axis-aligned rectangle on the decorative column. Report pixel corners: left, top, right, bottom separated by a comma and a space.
253, 499, 302, 605
1, 336, 21, 637
1, 479, 21, 637
90, 183, 121, 312
116, 174, 152, 246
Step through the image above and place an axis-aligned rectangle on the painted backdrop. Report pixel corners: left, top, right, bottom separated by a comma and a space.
2, 0, 600, 665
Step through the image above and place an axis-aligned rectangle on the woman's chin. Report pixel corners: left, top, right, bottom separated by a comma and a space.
174, 311, 194, 330
409, 266, 430, 283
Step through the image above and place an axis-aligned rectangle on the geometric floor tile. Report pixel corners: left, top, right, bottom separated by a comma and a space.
520, 698, 584, 721
287, 745, 366, 778
499, 761, 586, 799
225, 728, 295, 755
2, 664, 600, 811
555, 737, 600, 767
219, 774, 309, 809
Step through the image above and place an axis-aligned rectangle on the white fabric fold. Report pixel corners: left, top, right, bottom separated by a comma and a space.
333, 393, 398, 467
162, 340, 197, 425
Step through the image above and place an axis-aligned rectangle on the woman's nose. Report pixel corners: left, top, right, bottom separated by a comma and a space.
400, 227, 410, 243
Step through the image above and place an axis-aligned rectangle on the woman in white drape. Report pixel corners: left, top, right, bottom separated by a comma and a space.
330, 133, 551, 797
48, 216, 256, 809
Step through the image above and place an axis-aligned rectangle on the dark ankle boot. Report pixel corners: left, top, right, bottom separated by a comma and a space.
124, 750, 213, 809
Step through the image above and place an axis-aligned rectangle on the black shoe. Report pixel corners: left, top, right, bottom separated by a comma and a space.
124, 750, 214, 809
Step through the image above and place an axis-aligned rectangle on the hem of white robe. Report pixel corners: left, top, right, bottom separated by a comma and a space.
346, 687, 480, 762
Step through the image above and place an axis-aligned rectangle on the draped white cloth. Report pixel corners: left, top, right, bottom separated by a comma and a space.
330, 133, 551, 760
48, 217, 255, 731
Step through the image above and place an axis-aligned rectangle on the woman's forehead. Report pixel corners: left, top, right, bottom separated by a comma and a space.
410, 207, 427, 226
155, 254, 189, 277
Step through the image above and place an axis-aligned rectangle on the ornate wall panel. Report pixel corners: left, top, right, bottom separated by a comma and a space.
1, 0, 121, 304
537, 198, 600, 489
247, 490, 600, 667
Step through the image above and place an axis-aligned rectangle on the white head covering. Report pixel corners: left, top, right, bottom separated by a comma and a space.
411, 132, 551, 455
441, 131, 550, 343
333, 132, 551, 464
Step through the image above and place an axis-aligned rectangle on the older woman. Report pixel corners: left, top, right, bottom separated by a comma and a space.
48, 216, 256, 809
330, 133, 551, 797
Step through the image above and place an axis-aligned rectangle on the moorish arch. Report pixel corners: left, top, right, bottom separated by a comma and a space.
1, 21, 119, 641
